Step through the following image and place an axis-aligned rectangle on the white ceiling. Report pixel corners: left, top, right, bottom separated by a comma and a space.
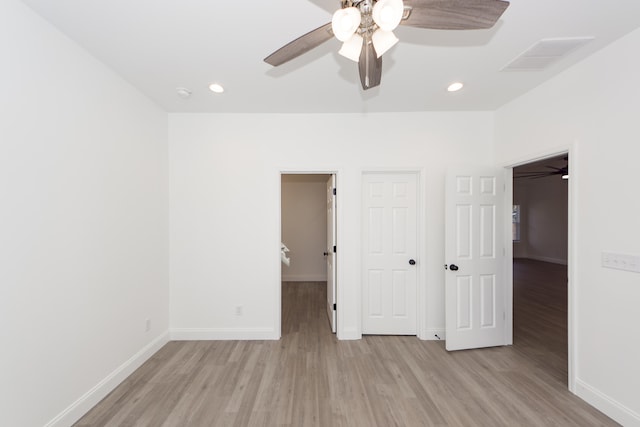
21, 0, 640, 113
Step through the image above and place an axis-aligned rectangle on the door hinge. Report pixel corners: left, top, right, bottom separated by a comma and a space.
333, 245, 337, 253
333, 188, 336, 196
333, 303, 337, 311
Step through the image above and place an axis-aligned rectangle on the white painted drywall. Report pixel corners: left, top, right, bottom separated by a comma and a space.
281, 175, 329, 282
513, 176, 568, 264
496, 28, 640, 426
168, 112, 494, 340
0, 2, 169, 426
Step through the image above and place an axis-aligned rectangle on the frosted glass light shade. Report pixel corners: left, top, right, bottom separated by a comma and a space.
372, 0, 404, 31
339, 33, 363, 62
332, 7, 362, 42
371, 29, 398, 57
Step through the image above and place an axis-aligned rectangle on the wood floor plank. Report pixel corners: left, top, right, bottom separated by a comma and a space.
75, 272, 618, 426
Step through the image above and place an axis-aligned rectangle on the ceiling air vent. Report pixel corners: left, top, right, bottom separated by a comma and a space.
502, 37, 594, 71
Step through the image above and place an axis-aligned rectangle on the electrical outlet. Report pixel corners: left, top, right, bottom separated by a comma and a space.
145, 318, 151, 332
602, 252, 640, 273
235, 305, 243, 316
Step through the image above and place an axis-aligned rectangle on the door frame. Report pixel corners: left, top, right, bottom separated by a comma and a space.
278, 170, 341, 339
359, 168, 426, 339
501, 144, 576, 392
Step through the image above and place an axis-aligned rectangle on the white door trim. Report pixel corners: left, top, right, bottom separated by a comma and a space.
501, 143, 576, 393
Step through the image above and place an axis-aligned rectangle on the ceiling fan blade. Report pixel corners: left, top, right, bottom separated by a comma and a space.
401, 0, 509, 30
530, 174, 557, 179
264, 23, 334, 66
359, 37, 382, 90
544, 166, 566, 172
514, 172, 555, 178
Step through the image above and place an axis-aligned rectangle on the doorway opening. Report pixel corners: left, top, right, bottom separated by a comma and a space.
280, 173, 337, 337
512, 153, 570, 386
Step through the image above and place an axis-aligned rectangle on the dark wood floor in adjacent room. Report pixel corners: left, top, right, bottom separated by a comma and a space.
74, 259, 617, 426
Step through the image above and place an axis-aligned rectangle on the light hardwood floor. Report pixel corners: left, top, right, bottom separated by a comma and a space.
75, 260, 617, 426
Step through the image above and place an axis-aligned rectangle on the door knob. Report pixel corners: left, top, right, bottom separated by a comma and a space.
409, 259, 416, 265
323, 252, 329, 256
449, 264, 459, 271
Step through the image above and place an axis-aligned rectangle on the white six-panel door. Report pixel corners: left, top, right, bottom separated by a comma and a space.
362, 172, 418, 335
326, 175, 337, 333
445, 168, 505, 351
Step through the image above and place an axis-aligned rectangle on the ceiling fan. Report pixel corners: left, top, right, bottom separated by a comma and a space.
264, 0, 510, 90
515, 157, 569, 179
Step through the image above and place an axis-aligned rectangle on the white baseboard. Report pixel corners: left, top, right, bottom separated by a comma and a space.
170, 327, 278, 340
281, 274, 327, 282
45, 331, 170, 427
575, 378, 640, 426
525, 255, 568, 265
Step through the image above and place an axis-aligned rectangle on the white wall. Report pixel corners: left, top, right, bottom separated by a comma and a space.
0, 2, 169, 426
169, 112, 494, 340
281, 175, 328, 282
513, 176, 568, 264
496, 28, 640, 426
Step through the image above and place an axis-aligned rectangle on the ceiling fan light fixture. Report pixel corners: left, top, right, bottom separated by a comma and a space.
371, 29, 398, 58
263, 0, 510, 91
339, 33, 364, 62
372, 0, 404, 32
332, 7, 362, 42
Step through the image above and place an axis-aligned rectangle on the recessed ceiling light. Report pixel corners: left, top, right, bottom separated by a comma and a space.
447, 82, 464, 92
209, 83, 224, 94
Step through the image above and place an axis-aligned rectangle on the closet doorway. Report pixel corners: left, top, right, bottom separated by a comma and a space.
281, 173, 337, 334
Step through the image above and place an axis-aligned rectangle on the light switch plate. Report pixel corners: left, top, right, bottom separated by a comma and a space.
602, 252, 640, 273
